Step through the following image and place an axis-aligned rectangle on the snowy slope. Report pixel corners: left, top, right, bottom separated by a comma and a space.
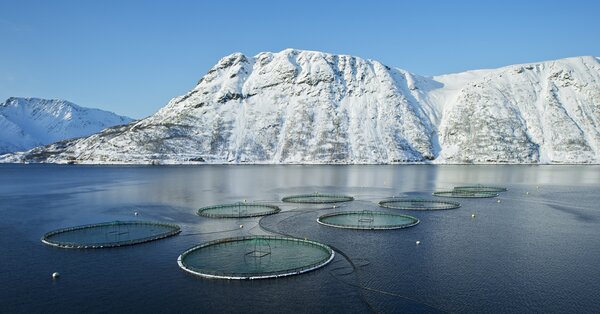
0, 97, 133, 154
436, 56, 600, 163
2, 51, 599, 164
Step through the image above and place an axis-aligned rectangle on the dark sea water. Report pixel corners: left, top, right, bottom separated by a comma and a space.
1, 164, 600, 313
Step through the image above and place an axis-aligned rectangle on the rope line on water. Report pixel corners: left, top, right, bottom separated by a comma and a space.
256, 208, 376, 313
258, 206, 449, 314
180, 227, 243, 236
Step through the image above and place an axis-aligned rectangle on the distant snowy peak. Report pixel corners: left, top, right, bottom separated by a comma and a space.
0, 97, 133, 154
2, 51, 600, 164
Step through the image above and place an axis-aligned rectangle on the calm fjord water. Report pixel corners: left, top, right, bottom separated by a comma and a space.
1, 164, 599, 313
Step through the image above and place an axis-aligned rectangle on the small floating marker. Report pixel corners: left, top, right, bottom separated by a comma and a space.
497, 199, 501, 203
243, 199, 247, 203
239, 224, 243, 229
333, 205, 336, 208
52, 272, 60, 280
525, 192, 529, 195
416, 240, 421, 245
134, 211, 138, 216
471, 214, 476, 218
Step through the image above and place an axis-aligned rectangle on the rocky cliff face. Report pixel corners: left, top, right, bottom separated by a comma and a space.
2, 50, 599, 164
437, 57, 600, 163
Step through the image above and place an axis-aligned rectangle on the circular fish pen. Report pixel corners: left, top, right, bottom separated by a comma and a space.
281, 193, 354, 204
433, 191, 499, 198
453, 185, 508, 193
177, 235, 334, 280
317, 210, 419, 230
378, 198, 460, 210
197, 202, 281, 218
41, 221, 181, 249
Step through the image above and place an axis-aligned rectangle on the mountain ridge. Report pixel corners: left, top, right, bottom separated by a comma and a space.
2, 50, 599, 164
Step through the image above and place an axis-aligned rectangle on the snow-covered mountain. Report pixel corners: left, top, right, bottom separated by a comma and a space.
2, 50, 599, 164
0, 97, 133, 154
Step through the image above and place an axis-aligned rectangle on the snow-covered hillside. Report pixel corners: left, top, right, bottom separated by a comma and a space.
0, 97, 133, 154
2, 50, 599, 164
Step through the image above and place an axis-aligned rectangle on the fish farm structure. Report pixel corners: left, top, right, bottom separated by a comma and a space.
378, 198, 461, 210
433, 191, 499, 198
453, 185, 508, 193
281, 193, 354, 204
197, 202, 281, 218
317, 210, 420, 230
41, 221, 181, 249
177, 235, 334, 280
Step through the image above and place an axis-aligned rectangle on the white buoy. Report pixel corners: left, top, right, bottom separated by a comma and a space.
497, 199, 501, 203
471, 214, 476, 218
134, 211, 138, 216
536, 186, 540, 190
333, 205, 336, 208
52, 272, 60, 280
526, 192, 529, 195
416, 240, 420, 245
239, 224, 243, 229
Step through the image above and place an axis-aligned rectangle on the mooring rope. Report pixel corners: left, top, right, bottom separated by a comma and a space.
180, 227, 244, 236
257, 206, 449, 314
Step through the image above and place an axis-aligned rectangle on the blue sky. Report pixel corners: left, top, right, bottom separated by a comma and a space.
1, 0, 599, 118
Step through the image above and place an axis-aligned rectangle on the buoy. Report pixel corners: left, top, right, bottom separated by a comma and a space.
416, 241, 420, 245
134, 211, 138, 216
526, 192, 529, 195
497, 199, 501, 203
239, 224, 243, 229
333, 205, 336, 208
52, 272, 60, 280
536, 186, 540, 190
471, 214, 476, 218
